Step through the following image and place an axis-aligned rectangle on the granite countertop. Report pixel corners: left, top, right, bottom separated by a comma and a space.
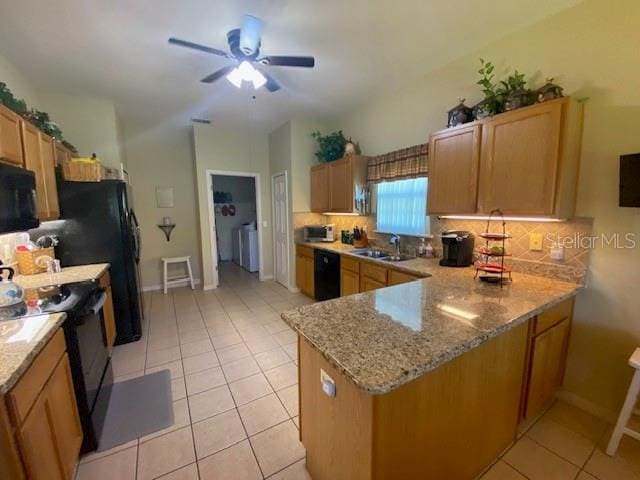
298, 241, 434, 277
282, 249, 582, 395
0, 313, 67, 394
14, 263, 110, 289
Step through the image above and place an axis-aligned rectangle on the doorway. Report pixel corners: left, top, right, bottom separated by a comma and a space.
206, 171, 263, 288
272, 172, 290, 288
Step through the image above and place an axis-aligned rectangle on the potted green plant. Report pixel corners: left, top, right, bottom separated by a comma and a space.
473, 59, 504, 119
311, 130, 348, 162
500, 70, 535, 111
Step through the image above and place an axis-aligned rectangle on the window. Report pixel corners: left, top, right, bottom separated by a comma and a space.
376, 177, 429, 236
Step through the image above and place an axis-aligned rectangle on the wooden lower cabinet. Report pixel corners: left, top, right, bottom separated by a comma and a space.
522, 298, 573, 421
300, 323, 529, 480
340, 269, 360, 296
360, 276, 386, 292
3, 329, 83, 480
99, 271, 117, 352
296, 246, 315, 298
18, 355, 82, 480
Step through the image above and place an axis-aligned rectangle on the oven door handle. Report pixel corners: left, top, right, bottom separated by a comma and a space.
89, 291, 108, 315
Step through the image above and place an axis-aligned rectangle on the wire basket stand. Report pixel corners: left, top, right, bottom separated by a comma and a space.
474, 209, 512, 286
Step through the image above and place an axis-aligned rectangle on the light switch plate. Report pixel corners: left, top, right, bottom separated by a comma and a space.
529, 233, 543, 251
550, 247, 565, 261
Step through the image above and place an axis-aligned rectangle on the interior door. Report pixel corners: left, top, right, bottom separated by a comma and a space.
273, 173, 289, 287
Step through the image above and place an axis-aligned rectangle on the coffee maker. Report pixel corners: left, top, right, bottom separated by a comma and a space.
439, 231, 475, 267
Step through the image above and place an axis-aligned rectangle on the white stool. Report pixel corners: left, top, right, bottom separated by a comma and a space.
607, 347, 640, 455
162, 256, 195, 294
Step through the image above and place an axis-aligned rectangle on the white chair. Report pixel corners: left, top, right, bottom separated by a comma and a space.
161, 256, 195, 294
606, 347, 640, 455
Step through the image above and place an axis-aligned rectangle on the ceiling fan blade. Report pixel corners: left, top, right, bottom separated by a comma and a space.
262, 71, 281, 92
261, 56, 315, 68
168, 37, 228, 57
239, 15, 264, 55
201, 65, 236, 84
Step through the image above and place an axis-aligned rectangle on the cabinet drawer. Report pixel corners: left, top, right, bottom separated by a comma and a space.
534, 298, 573, 335
361, 262, 387, 284
341, 256, 360, 274
296, 245, 314, 259
388, 270, 420, 286
8, 329, 66, 425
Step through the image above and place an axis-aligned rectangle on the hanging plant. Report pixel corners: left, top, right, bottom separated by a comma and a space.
311, 130, 348, 162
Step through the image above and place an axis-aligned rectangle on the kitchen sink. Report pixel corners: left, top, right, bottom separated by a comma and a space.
380, 254, 416, 262
352, 249, 390, 259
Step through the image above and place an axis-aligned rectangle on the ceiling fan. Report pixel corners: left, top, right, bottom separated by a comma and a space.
168, 15, 315, 92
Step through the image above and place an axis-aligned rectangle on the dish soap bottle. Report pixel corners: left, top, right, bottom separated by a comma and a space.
425, 239, 435, 258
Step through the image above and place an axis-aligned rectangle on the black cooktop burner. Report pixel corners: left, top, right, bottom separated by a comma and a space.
0, 281, 98, 322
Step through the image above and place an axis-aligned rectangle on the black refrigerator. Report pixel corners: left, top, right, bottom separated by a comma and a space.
32, 179, 144, 344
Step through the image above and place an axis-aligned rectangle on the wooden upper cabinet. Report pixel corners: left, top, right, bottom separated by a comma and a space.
310, 164, 329, 212
40, 134, 59, 219
428, 97, 583, 217
21, 121, 49, 218
309, 156, 369, 214
0, 105, 24, 165
329, 157, 353, 212
20, 122, 59, 220
54, 141, 71, 167
478, 100, 562, 215
428, 123, 481, 214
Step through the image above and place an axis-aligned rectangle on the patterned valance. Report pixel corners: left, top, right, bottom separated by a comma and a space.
367, 143, 428, 184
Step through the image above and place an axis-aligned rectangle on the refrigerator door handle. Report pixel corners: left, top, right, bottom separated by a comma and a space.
129, 209, 142, 263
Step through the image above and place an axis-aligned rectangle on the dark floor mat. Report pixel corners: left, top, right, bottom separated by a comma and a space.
98, 370, 173, 451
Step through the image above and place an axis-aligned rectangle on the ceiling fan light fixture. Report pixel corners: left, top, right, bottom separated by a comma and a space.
227, 61, 267, 89
226, 67, 243, 88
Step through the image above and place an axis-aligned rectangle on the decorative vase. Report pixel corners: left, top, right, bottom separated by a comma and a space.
504, 89, 532, 111
447, 99, 473, 127
536, 78, 564, 103
472, 98, 493, 120
344, 138, 356, 157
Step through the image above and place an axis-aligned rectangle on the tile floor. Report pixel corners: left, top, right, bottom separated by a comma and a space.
75, 262, 640, 479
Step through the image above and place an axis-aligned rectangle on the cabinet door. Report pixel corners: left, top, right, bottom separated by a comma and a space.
21, 122, 49, 218
329, 157, 353, 212
340, 268, 360, 296
17, 389, 64, 480
525, 318, 570, 419
360, 276, 386, 292
46, 355, 83, 479
296, 254, 314, 298
40, 134, 59, 219
303, 256, 315, 297
310, 164, 329, 212
103, 286, 117, 352
0, 105, 24, 165
478, 101, 562, 215
428, 124, 481, 214
54, 142, 70, 167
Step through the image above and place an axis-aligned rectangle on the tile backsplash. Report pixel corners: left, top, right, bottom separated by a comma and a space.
293, 212, 593, 284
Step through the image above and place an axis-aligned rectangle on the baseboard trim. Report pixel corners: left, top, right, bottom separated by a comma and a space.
557, 389, 618, 423
288, 286, 300, 293
203, 284, 216, 291
142, 278, 202, 292
261, 275, 274, 281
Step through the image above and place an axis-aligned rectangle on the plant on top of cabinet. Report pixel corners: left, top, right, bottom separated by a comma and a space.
311, 130, 348, 162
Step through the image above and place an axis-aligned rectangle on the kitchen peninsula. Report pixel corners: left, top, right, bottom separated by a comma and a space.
282, 262, 581, 479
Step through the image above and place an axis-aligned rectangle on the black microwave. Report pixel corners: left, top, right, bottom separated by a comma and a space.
0, 163, 39, 233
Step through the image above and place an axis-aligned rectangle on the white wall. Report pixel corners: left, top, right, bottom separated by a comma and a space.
212, 175, 257, 262
122, 118, 201, 289
329, 0, 640, 417
193, 125, 272, 289
39, 93, 123, 168
0, 53, 40, 107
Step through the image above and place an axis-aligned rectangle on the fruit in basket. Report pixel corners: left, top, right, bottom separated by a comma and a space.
490, 246, 505, 255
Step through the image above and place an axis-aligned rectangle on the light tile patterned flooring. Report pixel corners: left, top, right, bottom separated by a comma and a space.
75, 263, 640, 479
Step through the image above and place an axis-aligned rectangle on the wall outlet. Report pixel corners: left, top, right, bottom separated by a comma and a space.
529, 233, 543, 251
320, 368, 336, 397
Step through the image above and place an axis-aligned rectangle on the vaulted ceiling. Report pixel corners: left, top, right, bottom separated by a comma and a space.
0, 0, 580, 131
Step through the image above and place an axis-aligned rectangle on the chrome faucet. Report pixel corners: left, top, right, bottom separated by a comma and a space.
389, 234, 401, 257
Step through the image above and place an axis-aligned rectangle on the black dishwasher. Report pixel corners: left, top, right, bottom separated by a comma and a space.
314, 250, 341, 300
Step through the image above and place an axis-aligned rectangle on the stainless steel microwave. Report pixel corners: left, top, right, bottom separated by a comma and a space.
303, 224, 335, 242
0, 163, 39, 233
